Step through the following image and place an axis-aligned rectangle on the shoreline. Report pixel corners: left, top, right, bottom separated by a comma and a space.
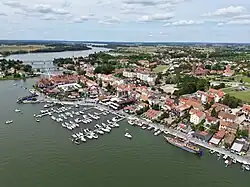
22, 90, 250, 166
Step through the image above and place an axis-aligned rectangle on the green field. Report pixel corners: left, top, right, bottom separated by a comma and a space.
234, 75, 250, 84
153, 65, 169, 73
224, 89, 250, 103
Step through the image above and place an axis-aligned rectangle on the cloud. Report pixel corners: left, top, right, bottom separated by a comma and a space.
41, 15, 57, 21
123, 0, 186, 6
2, 1, 24, 8
73, 16, 90, 23
138, 13, 174, 22
3, 1, 70, 17
32, 4, 69, 15
0, 13, 7, 16
218, 19, 250, 26
163, 20, 204, 26
232, 14, 250, 20
204, 6, 245, 17
98, 16, 121, 25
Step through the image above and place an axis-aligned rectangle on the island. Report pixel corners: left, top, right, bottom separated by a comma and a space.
0, 41, 91, 57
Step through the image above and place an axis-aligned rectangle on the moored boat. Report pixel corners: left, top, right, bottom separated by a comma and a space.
164, 136, 202, 155
5, 120, 13, 124
125, 132, 132, 139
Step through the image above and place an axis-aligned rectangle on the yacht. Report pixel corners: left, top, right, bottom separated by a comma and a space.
61, 123, 66, 128
95, 129, 104, 135
72, 134, 77, 138
15, 109, 21, 113
51, 116, 56, 121
101, 127, 110, 133
154, 130, 162, 136
70, 114, 73, 118
113, 123, 119, 127
223, 155, 228, 160
92, 133, 98, 139
36, 118, 40, 122
5, 120, 13, 124
125, 132, 132, 139
80, 136, 87, 142
107, 120, 112, 124
128, 120, 135, 125
86, 133, 93, 140
142, 126, 147, 130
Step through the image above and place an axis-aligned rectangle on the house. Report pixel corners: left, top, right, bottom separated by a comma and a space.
163, 98, 175, 110
144, 109, 163, 120
231, 140, 245, 153
211, 103, 229, 112
0, 71, 5, 78
173, 104, 190, 117
223, 65, 234, 77
189, 109, 205, 125
224, 133, 236, 147
205, 115, 219, 126
137, 60, 149, 66
242, 104, 250, 116
219, 120, 238, 134
218, 111, 236, 122
208, 89, 225, 102
180, 97, 203, 110
123, 70, 136, 78
192, 131, 213, 142
209, 130, 225, 145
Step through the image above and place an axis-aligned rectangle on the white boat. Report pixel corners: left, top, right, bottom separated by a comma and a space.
232, 158, 237, 164
128, 120, 134, 125
113, 123, 119, 127
107, 120, 112, 124
101, 127, 110, 133
92, 133, 98, 139
154, 130, 162, 136
5, 120, 13, 124
61, 123, 66, 127
142, 126, 147, 130
210, 150, 216, 154
44, 104, 50, 108
86, 134, 93, 139
95, 129, 104, 135
14, 109, 21, 113
70, 114, 73, 118
80, 136, 86, 142
223, 155, 228, 160
125, 132, 132, 139
75, 104, 79, 108
51, 116, 56, 121
72, 134, 77, 138
36, 119, 40, 122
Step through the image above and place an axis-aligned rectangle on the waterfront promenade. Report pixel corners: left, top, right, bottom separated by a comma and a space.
33, 95, 250, 165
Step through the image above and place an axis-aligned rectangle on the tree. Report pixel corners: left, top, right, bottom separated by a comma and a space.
98, 78, 103, 87
211, 107, 218, 117
23, 64, 32, 72
36, 68, 41, 72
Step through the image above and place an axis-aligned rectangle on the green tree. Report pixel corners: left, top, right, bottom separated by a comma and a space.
211, 107, 218, 117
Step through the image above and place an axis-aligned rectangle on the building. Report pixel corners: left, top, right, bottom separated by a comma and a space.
218, 111, 236, 122
208, 89, 225, 102
211, 103, 229, 112
122, 71, 136, 78
180, 97, 203, 110
205, 115, 219, 126
189, 109, 206, 125
192, 131, 213, 142
209, 130, 225, 145
223, 65, 234, 77
224, 133, 236, 147
144, 109, 163, 121
219, 120, 238, 134
242, 104, 250, 116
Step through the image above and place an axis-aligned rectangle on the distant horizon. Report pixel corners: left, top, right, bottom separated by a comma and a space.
0, 39, 250, 45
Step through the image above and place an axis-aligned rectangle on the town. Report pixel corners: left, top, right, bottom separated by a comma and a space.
26, 44, 250, 169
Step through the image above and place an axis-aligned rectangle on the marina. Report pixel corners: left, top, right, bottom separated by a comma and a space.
0, 79, 250, 187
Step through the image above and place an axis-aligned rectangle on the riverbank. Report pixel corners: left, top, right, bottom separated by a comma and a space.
24, 91, 250, 167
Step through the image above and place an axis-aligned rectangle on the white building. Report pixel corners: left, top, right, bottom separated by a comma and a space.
189, 109, 205, 125
123, 71, 136, 78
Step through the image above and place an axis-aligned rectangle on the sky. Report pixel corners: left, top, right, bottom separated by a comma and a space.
0, 0, 250, 42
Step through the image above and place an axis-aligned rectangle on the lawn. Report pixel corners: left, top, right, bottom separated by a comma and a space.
234, 75, 250, 84
226, 90, 250, 103
153, 65, 169, 73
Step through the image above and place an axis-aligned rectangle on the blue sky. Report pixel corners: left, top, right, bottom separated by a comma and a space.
0, 0, 250, 42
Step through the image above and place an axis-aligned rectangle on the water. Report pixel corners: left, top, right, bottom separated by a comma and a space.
0, 79, 250, 187
6, 47, 110, 62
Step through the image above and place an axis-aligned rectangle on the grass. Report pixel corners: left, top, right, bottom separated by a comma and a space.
0, 45, 48, 52
234, 75, 250, 84
225, 89, 250, 103
153, 65, 169, 73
